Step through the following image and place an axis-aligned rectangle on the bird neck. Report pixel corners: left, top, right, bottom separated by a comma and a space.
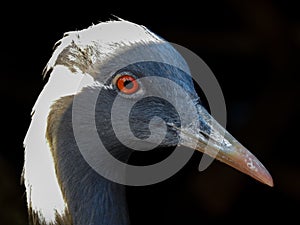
47, 96, 130, 225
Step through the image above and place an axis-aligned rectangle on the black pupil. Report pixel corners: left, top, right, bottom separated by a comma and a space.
124, 79, 133, 89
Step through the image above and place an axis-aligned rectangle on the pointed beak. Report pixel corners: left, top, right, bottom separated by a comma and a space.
177, 105, 273, 187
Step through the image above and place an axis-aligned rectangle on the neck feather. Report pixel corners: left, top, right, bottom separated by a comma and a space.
46, 96, 130, 225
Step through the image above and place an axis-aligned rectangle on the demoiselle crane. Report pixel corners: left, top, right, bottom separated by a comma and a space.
23, 20, 273, 225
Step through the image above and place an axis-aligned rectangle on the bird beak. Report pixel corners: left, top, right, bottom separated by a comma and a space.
176, 105, 273, 187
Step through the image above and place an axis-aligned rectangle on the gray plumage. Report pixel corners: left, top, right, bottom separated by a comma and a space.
23, 19, 273, 225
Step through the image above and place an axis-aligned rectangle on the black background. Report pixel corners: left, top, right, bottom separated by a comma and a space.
1, 0, 299, 224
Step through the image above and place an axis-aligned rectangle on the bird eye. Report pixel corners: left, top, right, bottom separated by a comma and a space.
115, 74, 139, 94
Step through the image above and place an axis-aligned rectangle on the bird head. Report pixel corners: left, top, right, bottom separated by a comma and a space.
24, 18, 273, 224
52, 20, 272, 186
24, 20, 273, 218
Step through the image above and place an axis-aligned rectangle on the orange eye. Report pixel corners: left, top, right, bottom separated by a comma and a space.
116, 75, 139, 94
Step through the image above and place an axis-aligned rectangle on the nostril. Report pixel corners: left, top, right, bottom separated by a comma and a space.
199, 130, 209, 140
